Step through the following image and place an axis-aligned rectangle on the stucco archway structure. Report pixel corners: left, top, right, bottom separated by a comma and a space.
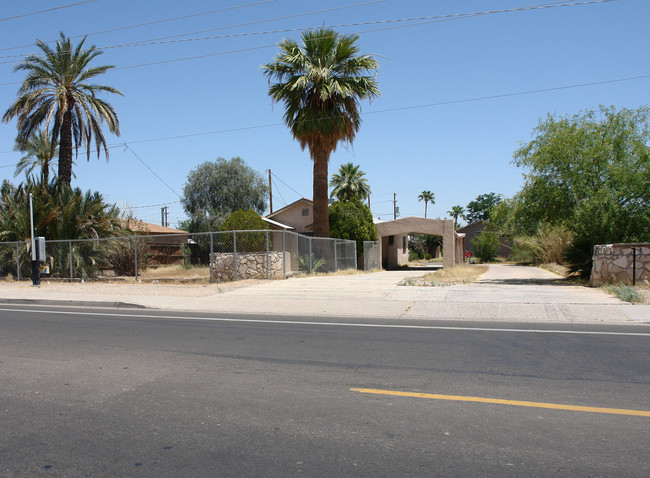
375, 217, 465, 270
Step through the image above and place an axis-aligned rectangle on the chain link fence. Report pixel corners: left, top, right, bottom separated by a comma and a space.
0, 230, 357, 283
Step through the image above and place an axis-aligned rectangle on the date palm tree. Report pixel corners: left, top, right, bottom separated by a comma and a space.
14, 129, 58, 185
418, 190, 435, 218
329, 162, 371, 201
263, 28, 379, 237
3, 32, 122, 187
448, 205, 465, 228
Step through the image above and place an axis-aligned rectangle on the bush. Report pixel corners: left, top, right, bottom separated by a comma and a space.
103, 239, 151, 276
472, 231, 500, 263
329, 199, 377, 262
219, 209, 269, 252
607, 284, 644, 304
513, 224, 573, 265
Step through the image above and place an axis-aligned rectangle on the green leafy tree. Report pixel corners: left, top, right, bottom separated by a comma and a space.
181, 157, 268, 233
14, 129, 58, 185
499, 106, 650, 276
329, 198, 377, 266
471, 231, 500, 263
447, 205, 465, 228
263, 28, 380, 238
219, 209, 270, 252
418, 190, 435, 218
3, 33, 122, 186
465, 193, 502, 224
329, 162, 371, 201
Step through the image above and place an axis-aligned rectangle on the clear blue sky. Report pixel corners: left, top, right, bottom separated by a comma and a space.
1, 0, 648, 228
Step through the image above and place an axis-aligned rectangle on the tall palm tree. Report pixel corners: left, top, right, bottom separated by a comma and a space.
329, 162, 371, 201
448, 205, 465, 228
418, 190, 435, 218
14, 129, 58, 185
3, 32, 122, 187
263, 28, 379, 237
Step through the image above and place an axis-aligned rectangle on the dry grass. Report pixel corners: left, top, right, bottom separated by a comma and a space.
539, 263, 569, 277
399, 265, 488, 287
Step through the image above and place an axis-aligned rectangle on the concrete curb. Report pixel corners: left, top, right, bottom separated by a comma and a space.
0, 298, 148, 309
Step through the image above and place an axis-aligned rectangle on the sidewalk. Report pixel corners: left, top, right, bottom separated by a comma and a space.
0, 265, 647, 324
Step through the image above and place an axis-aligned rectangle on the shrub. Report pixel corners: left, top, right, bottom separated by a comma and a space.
329, 199, 377, 263
297, 254, 326, 273
513, 224, 573, 265
607, 284, 644, 304
103, 238, 151, 276
219, 209, 269, 252
471, 231, 500, 263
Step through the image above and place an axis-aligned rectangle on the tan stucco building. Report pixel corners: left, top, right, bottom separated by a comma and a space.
375, 217, 465, 270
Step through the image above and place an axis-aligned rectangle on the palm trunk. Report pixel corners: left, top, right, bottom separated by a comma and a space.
424, 201, 428, 219
312, 148, 330, 238
58, 108, 73, 187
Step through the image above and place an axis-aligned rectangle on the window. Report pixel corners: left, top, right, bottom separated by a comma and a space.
302, 208, 309, 216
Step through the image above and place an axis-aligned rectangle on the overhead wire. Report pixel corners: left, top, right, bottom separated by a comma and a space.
1, 72, 648, 157
0, 0, 615, 64
0, 0, 279, 52
0, 1, 96, 23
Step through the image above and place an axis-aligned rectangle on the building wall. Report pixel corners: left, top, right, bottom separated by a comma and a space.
591, 243, 650, 286
268, 200, 313, 234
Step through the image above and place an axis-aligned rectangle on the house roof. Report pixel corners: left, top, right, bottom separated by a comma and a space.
265, 198, 313, 219
119, 218, 188, 235
261, 217, 295, 230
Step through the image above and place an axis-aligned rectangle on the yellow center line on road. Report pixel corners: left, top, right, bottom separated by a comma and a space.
350, 388, 650, 417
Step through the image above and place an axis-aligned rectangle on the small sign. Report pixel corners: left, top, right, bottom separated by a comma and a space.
39, 265, 50, 274
464, 251, 473, 258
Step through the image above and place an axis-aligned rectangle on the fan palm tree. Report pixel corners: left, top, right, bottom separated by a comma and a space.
263, 28, 379, 237
14, 129, 58, 185
329, 162, 371, 201
418, 190, 435, 218
3, 32, 122, 187
448, 205, 465, 228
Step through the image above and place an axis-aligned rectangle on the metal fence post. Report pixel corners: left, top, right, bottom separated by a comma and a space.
134, 236, 138, 282
16, 243, 20, 281
266, 230, 270, 280
632, 246, 637, 286
334, 239, 338, 272
309, 236, 313, 275
69, 240, 73, 282
233, 231, 238, 281
282, 230, 286, 277
210, 232, 214, 283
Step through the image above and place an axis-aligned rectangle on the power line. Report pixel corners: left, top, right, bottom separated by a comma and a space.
1, 73, 648, 156
0, 0, 278, 52
0, 0, 614, 63
0, 1, 96, 23
270, 171, 305, 199
122, 143, 181, 198
0, 0, 385, 61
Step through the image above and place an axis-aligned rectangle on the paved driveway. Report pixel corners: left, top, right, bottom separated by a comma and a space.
0, 265, 647, 323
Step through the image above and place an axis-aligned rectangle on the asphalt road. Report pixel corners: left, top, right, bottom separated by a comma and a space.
1, 306, 649, 477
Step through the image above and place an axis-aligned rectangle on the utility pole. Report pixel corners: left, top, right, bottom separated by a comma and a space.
161, 206, 168, 227
393, 193, 398, 220
268, 169, 273, 214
